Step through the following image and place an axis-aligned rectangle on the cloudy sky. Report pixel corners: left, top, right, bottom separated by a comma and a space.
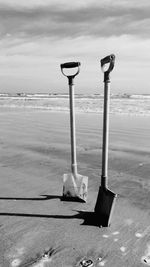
0, 0, 150, 94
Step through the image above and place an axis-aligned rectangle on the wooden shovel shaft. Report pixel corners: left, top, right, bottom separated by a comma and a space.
69, 78, 77, 177
101, 80, 110, 188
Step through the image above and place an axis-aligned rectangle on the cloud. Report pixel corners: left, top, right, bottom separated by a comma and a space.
0, 0, 95, 9
0, 0, 150, 94
0, 2, 150, 40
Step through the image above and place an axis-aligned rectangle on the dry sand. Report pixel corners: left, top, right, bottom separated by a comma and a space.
0, 109, 150, 266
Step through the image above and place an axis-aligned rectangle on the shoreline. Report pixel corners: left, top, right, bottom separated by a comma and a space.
1, 105, 150, 117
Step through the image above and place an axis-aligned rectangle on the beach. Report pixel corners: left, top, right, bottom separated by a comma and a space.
0, 109, 150, 266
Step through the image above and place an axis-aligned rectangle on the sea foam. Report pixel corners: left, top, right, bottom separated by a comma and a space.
0, 93, 150, 116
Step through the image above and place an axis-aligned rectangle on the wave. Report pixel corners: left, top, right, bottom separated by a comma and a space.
0, 93, 150, 116
1, 93, 150, 99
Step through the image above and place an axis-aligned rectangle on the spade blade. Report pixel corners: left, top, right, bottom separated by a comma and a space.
94, 186, 117, 227
62, 173, 88, 202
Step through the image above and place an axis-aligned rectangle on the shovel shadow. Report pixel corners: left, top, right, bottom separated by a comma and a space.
0, 210, 98, 226
0, 195, 62, 201
0, 195, 88, 203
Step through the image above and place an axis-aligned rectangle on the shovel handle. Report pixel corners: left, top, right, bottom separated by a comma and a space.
101, 54, 115, 73
61, 62, 80, 69
60, 62, 81, 78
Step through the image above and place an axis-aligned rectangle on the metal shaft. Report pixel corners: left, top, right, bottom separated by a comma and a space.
101, 80, 110, 188
69, 77, 78, 177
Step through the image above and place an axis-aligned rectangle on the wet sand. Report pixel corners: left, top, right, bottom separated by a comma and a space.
0, 109, 150, 266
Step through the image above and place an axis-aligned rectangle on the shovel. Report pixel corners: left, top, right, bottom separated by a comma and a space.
60, 62, 88, 202
94, 54, 117, 227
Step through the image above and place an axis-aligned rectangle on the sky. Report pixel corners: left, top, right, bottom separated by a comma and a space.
0, 0, 150, 94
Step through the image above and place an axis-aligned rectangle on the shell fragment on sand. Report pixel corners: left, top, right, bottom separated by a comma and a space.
120, 246, 126, 253
11, 259, 21, 267
79, 259, 93, 267
141, 244, 150, 266
112, 231, 119, 235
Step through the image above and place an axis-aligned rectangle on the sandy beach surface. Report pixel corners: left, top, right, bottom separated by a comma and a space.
0, 109, 150, 266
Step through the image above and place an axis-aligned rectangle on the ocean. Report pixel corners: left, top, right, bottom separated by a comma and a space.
0, 93, 150, 116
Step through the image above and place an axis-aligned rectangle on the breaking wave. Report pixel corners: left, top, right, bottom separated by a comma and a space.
0, 93, 150, 116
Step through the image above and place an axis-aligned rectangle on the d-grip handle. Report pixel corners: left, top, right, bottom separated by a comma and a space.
60, 61, 81, 78
61, 62, 80, 69
101, 54, 115, 74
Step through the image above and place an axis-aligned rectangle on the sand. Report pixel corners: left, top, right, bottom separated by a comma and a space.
0, 109, 150, 266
